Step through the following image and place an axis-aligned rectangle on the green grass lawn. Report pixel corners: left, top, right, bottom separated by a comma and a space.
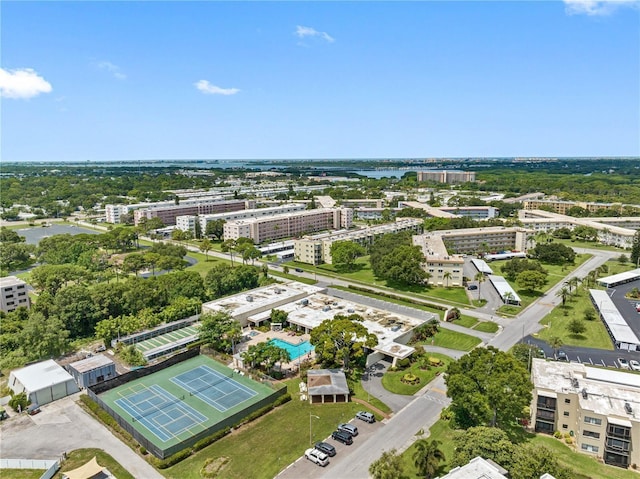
0, 470, 44, 479
381, 353, 452, 395
162, 378, 380, 479
348, 369, 392, 414
534, 289, 614, 350
54, 448, 134, 479
473, 321, 500, 333
555, 238, 626, 253
399, 419, 638, 479
451, 315, 477, 328
422, 328, 482, 351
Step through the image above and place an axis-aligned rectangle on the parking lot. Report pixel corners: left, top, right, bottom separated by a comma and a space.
276, 416, 382, 479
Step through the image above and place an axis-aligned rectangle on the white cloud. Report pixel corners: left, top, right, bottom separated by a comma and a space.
563, 0, 639, 15
95, 61, 126, 80
194, 80, 240, 96
0, 68, 52, 99
295, 25, 335, 43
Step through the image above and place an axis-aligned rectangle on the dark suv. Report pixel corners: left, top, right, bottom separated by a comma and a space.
315, 441, 336, 457
331, 430, 353, 445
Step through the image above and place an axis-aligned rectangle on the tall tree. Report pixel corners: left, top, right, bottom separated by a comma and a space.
445, 347, 533, 429
20, 312, 70, 360
451, 426, 514, 470
199, 311, 242, 353
200, 238, 213, 261
369, 449, 405, 479
516, 270, 547, 293
205, 219, 226, 241
310, 314, 378, 371
330, 241, 366, 270
413, 439, 445, 479
474, 272, 486, 300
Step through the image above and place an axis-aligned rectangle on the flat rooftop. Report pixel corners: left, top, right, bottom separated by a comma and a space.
68, 354, 114, 373
532, 359, 640, 422
11, 359, 75, 391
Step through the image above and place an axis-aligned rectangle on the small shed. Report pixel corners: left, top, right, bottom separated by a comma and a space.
8, 359, 79, 406
67, 354, 117, 389
307, 369, 349, 404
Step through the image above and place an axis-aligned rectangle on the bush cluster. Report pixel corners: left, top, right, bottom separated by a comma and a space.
346, 285, 447, 311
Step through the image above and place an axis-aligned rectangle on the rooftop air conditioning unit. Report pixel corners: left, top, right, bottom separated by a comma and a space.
625, 403, 633, 414
582, 388, 588, 399
246, 295, 253, 302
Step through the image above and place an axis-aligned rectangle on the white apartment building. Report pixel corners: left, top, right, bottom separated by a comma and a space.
105, 196, 229, 224
0, 276, 31, 313
294, 218, 424, 265
223, 208, 353, 244
427, 226, 533, 255
417, 170, 476, 184
412, 234, 464, 287
531, 359, 640, 469
175, 203, 307, 234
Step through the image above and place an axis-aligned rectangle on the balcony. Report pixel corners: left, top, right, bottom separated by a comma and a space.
536, 409, 556, 421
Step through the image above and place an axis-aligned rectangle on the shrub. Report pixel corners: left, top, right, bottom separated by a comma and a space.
154, 449, 193, 469
396, 358, 411, 369
554, 431, 562, 439
192, 427, 231, 452
8, 392, 29, 412
139, 446, 147, 455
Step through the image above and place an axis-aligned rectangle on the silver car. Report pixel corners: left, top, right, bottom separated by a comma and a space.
629, 359, 640, 371
338, 423, 358, 437
618, 358, 630, 370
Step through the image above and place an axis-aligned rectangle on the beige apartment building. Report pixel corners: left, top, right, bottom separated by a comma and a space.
412, 234, 464, 287
223, 208, 352, 244
531, 359, 640, 469
294, 218, 424, 265
417, 170, 476, 184
523, 199, 623, 215
431, 226, 532, 255
133, 199, 251, 226
0, 276, 31, 313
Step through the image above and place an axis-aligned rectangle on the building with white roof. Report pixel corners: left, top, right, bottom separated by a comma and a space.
8, 359, 79, 406
531, 358, 640, 469
487, 275, 521, 305
589, 289, 640, 351
202, 281, 436, 366
436, 457, 509, 479
597, 269, 640, 289
470, 258, 493, 275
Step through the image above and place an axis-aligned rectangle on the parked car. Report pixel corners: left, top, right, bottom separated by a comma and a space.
467, 284, 478, 290
331, 430, 353, 445
295, 268, 304, 273
556, 351, 568, 361
618, 358, 631, 370
27, 404, 41, 415
356, 411, 375, 423
536, 348, 546, 359
315, 441, 336, 457
337, 423, 358, 437
629, 359, 640, 371
305, 448, 329, 467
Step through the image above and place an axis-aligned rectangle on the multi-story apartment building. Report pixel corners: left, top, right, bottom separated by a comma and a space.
294, 218, 424, 265
133, 199, 252, 226
417, 170, 476, 184
412, 234, 464, 287
106, 196, 230, 224
175, 204, 307, 234
519, 210, 636, 249
531, 359, 640, 469
523, 199, 625, 215
223, 208, 352, 244
0, 276, 31, 313
439, 206, 498, 219
427, 226, 533, 255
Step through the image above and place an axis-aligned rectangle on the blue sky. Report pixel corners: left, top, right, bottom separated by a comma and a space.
1, 1, 638, 162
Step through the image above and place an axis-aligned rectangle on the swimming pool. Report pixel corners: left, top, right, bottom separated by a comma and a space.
269, 338, 314, 361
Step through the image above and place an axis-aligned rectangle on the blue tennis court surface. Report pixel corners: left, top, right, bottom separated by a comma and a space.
115, 384, 207, 442
171, 365, 257, 412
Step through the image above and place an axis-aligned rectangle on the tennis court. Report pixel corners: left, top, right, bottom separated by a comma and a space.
171, 365, 257, 412
134, 325, 200, 354
115, 384, 207, 441
97, 355, 280, 456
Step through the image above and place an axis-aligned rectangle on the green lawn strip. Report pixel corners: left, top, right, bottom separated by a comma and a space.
381, 353, 452, 395
472, 320, 499, 333
348, 370, 392, 414
555, 238, 626, 253
400, 419, 637, 479
294, 258, 471, 307
0, 470, 44, 479
270, 271, 317, 284
534, 290, 614, 350
331, 285, 445, 318
530, 434, 638, 479
602, 259, 636, 276
451, 316, 477, 328
54, 448, 134, 479
421, 328, 482, 351
162, 379, 373, 479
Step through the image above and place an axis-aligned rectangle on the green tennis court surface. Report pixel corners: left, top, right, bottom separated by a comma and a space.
135, 325, 200, 353
99, 355, 275, 451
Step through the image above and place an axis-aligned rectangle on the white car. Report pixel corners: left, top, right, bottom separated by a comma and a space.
618, 358, 631, 370
305, 448, 329, 467
630, 359, 640, 371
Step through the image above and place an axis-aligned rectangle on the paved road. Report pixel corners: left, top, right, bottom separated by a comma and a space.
523, 336, 640, 367
0, 394, 163, 479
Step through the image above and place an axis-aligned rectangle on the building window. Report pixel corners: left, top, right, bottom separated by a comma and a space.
564, 398, 571, 404
581, 444, 599, 453
562, 424, 568, 429
585, 416, 602, 426
563, 411, 570, 416
583, 430, 600, 439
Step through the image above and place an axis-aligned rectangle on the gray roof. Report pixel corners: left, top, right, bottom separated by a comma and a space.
307, 369, 349, 396
68, 354, 114, 373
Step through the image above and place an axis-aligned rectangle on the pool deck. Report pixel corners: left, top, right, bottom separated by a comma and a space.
236, 328, 314, 371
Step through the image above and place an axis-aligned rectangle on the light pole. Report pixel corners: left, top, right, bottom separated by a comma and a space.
310, 414, 319, 447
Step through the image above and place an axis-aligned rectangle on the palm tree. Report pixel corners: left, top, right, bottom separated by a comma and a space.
568, 276, 580, 294
557, 286, 570, 307
474, 272, 486, 301
200, 238, 212, 262
549, 336, 563, 359
443, 271, 452, 288
413, 439, 445, 479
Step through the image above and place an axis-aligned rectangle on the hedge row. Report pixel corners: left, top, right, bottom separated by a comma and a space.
346, 285, 447, 311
